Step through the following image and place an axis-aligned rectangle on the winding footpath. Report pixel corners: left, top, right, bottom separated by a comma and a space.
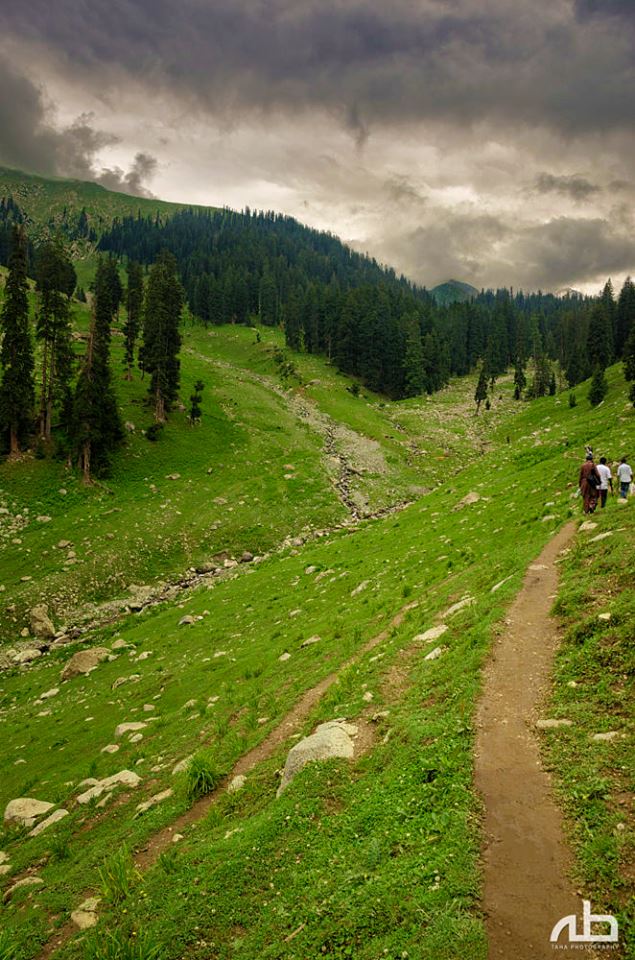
475, 522, 598, 959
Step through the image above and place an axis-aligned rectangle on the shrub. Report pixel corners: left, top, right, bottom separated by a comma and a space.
185, 751, 224, 802
84, 929, 161, 960
99, 846, 139, 905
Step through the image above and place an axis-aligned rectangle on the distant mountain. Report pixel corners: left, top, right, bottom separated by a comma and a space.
554, 287, 583, 299
430, 279, 479, 306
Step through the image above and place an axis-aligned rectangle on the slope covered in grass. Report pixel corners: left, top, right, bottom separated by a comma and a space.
0, 342, 632, 958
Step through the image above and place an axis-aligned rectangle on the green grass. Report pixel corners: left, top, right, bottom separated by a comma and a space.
0, 319, 633, 958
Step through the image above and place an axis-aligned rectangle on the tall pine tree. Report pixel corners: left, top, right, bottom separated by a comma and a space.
124, 261, 144, 380
142, 251, 183, 422
35, 240, 76, 441
73, 258, 123, 481
0, 226, 34, 455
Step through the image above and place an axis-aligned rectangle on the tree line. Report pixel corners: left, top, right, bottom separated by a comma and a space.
0, 226, 183, 479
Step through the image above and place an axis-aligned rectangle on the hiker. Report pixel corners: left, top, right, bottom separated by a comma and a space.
578, 453, 601, 514
597, 456, 613, 509
617, 456, 633, 499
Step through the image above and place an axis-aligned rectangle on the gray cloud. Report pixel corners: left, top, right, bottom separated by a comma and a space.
534, 172, 601, 202
0, 53, 157, 196
3, 0, 634, 138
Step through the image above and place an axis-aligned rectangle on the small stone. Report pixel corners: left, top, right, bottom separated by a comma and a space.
114, 722, 147, 738
589, 532, 613, 543
597, 612, 611, 621
579, 520, 598, 531
129, 733, 144, 744
172, 833, 184, 843
143, 704, 155, 712
28, 809, 69, 837
535, 719, 573, 729
179, 615, 195, 626
424, 645, 447, 661
278, 652, 291, 662
71, 897, 101, 930
443, 597, 475, 618
4, 798, 54, 828
300, 635, 321, 648
61, 647, 110, 681
592, 731, 621, 742
135, 788, 173, 817
101, 744, 119, 754
3, 876, 43, 902
40, 687, 60, 700
362, 691, 374, 702
414, 625, 448, 643
227, 775, 246, 794
351, 580, 369, 597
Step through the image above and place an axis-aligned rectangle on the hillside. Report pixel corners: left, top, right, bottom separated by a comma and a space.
0, 313, 633, 958
429, 279, 479, 306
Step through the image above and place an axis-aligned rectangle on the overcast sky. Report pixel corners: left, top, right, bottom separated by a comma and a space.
1, 0, 634, 293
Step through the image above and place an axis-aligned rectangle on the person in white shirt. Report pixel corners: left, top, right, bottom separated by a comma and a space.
617, 457, 633, 499
597, 457, 613, 509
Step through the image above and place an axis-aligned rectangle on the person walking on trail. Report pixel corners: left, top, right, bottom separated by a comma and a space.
579, 453, 601, 514
597, 456, 613, 509
617, 456, 633, 499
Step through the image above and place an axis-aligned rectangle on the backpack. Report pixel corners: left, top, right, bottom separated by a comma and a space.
587, 468, 600, 489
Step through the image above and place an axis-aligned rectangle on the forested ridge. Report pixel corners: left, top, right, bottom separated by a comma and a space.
1, 176, 635, 477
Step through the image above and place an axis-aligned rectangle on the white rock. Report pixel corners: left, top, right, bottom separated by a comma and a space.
111, 639, 134, 651
115, 722, 147, 738
77, 785, 105, 805
13, 649, 42, 665
453, 491, 480, 510
172, 756, 193, 775
135, 788, 173, 817
4, 798, 54, 828
28, 809, 69, 837
592, 731, 622, 742
589, 532, 613, 543
101, 770, 141, 789
227, 775, 246, 794
277, 720, 357, 796
61, 647, 110, 681
351, 580, 369, 597
579, 520, 598, 531
143, 703, 155, 712
491, 575, 513, 593
101, 744, 119, 754
301, 635, 321, 648
172, 833, 184, 843
443, 597, 475, 618
0, 865, 11, 877
40, 687, 60, 700
129, 733, 144, 743
424, 646, 447, 661
3, 876, 43, 902
535, 719, 573, 729
414, 625, 448, 643
278, 652, 291, 662
71, 897, 101, 930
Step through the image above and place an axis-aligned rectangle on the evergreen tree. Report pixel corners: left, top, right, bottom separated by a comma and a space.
188, 379, 205, 424
402, 316, 425, 397
623, 323, 635, 407
0, 226, 34, 454
513, 360, 526, 400
35, 240, 76, 441
600, 279, 616, 356
474, 365, 488, 412
586, 302, 612, 370
73, 258, 124, 481
588, 365, 608, 407
124, 261, 144, 380
142, 251, 183, 422
616, 277, 635, 359
259, 271, 278, 326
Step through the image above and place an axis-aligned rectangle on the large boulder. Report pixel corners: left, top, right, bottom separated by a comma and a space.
30, 604, 55, 639
61, 647, 110, 681
453, 491, 480, 511
277, 720, 357, 796
28, 809, 69, 837
4, 798, 54, 828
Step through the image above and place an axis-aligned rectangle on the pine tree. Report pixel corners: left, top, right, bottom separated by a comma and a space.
588, 365, 608, 406
624, 323, 635, 406
587, 302, 612, 370
474, 365, 488, 412
402, 316, 425, 397
513, 360, 526, 400
188, 379, 204, 424
0, 226, 34, 454
35, 240, 76, 441
616, 277, 635, 359
73, 258, 124, 481
124, 261, 144, 380
142, 251, 183, 422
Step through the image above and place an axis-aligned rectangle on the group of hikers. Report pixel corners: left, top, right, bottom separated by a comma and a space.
579, 450, 633, 514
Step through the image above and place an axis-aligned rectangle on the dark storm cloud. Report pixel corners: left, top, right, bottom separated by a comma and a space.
3, 0, 634, 137
574, 0, 635, 22
534, 173, 601, 202
0, 53, 157, 195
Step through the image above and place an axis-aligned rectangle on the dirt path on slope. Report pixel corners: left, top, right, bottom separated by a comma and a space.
475, 522, 597, 959
37, 597, 419, 959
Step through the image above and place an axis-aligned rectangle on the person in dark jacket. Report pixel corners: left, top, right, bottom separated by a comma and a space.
579, 453, 601, 514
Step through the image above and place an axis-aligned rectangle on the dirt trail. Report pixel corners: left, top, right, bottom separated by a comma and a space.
38, 597, 419, 959
475, 522, 597, 959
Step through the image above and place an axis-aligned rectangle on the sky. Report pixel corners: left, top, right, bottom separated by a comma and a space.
1, 0, 634, 294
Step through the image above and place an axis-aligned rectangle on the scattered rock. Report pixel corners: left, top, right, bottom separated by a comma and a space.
351, 580, 369, 597
579, 520, 597, 532
61, 647, 110, 681
179, 615, 196, 626
598, 612, 611, 622
277, 719, 357, 796
135, 788, 173, 817
4, 798, 54, 828
541, 515, 556, 522
424, 645, 447, 661
111, 639, 134, 651
491, 575, 513, 593
101, 744, 119, 754
30, 604, 56, 639
535, 719, 573, 730
239, 551, 254, 563
115, 722, 147, 738
592, 731, 622, 742
172, 833, 184, 843
415, 625, 448, 643
28, 809, 69, 837
13, 648, 42, 665
166, 473, 181, 480
278, 652, 291, 662
172, 756, 193, 775
129, 733, 144, 744
71, 897, 101, 930
453, 491, 480, 510
40, 687, 59, 700
589, 531, 613, 543
3, 876, 43, 903
443, 597, 475, 618
362, 691, 374, 702
300, 635, 321, 648
227, 775, 246, 794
